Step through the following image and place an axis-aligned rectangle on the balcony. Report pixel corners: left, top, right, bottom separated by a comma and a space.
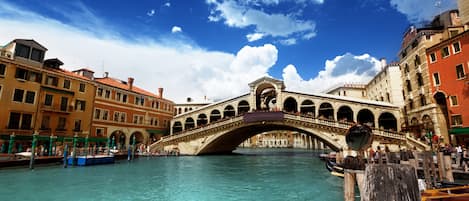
40, 104, 72, 114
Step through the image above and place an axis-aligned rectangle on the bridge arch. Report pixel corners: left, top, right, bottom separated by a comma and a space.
378, 112, 397, 131
318, 102, 334, 120
300, 99, 315, 116
283, 97, 298, 113
210, 109, 222, 122
172, 121, 183, 133
223, 105, 236, 118
357, 109, 374, 127
337, 105, 353, 123
255, 82, 278, 110
109, 130, 126, 149
195, 122, 343, 155
197, 114, 208, 126
237, 100, 250, 115
184, 117, 195, 129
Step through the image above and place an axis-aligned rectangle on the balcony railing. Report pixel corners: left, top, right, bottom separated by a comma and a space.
40, 104, 72, 113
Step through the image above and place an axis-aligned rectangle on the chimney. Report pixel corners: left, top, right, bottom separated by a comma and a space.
128, 77, 134, 90
158, 87, 164, 98
380, 58, 387, 69
104, 72, 109, 78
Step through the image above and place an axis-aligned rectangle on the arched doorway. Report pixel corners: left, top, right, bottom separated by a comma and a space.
318, 102, 334, 120
223, 105, 235, 118
255, 84, 277, 110
172, 121, 183, 133
210, 110, 221, 122
185, 117, 195, 129
337, 106, 353, 122
237, 101, 250, 115
300, 100, 315, 116
357, 109, 374, 127
378, 112, 397, 131
130, 131, 144, 145
197, 114, 208, 126
283, 97, 298, 113
434, 92, 449, 127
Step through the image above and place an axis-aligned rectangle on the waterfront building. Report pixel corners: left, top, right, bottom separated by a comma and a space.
426, 30, 469, 145
325, 83, 366, 99
0, 39, 96, 154
241, 131, 325, 149
398, 10, 464, 142
88, 72, 174, 149
174, 97, 210, 115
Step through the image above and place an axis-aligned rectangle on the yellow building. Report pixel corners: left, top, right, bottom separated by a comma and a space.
0, 39, 96, 154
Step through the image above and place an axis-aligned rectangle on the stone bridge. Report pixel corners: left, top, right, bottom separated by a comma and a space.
149, 77, 418, 155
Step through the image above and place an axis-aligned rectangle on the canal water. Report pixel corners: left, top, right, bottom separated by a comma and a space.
0, 148, 343, 201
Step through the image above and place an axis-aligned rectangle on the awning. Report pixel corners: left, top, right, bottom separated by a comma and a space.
449, 127, 469, 135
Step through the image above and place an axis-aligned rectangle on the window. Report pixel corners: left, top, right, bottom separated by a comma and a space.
46, 76, 58, 86
0, 63, 6, 76
114, 112, 119, 122
7, 112, 32, 130
409, 99, 414, 110
433, 73, 440, 86
386, 93, 390, 102
406, 80, 412, 92
41, 116, 50, 129
139, 116, 144, 124
75, 100, 86, 111
13, 89, 24, 102
456, 64, 465, 79
420, 94, 427, 106
30, 48, 44, 62
28, 71, 41, 83
343, 91, 347, 96
451, 115, 463, 126
15, 43, 30, 58
44, 94, 53, 106
441, 46, 450, 58
133, 115, 139, 124
63, 79, 71, 89
120, 113, 126, 122
96, 128, 104, 137
57, 117, 66, 130
94, 109, 101, 119
25, 91, 35, 104
417, 73, 424, 86
60, 97, 68, 111
453, 41, 461, 53
79, 83, 85, 92
122, 94, 127, 103
105, 90, 110, 99
450, 96, 458, 106
116, 92, 121, 101
74, 120, 82, 131
15, 68, 28, 80
404, 64, 409, 74
429, 53, 437, 63
414, 55, 421, 66
102, 110, 109, 120
450, 30, 459, 38
97, 88, 103, 96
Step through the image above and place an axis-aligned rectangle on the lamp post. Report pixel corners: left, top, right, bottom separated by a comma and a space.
8, 133, 15, 154
29, 131, 38, 169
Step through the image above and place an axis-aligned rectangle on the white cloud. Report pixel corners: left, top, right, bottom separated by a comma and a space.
207, 0, 317, 42
390, 0, 457, 23
171, 26, 182, 33
164, 2, 171, 7
0, 2, 278, 102
282, 53, 381, 93
241, 0, 324, 6
246, 33, 264, 42
147, 9, 155, 17
279, 38, 297, 45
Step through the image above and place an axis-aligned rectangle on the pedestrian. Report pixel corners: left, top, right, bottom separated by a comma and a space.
456, 145, 463, 167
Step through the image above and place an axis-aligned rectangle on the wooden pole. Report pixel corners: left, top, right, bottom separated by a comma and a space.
344, 171, 355, 201
443, 154, 454, 182
361, 164, 420, 201
437, 152, 445, 181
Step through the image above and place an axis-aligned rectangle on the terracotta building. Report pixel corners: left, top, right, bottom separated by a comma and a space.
87, 72, 174, 150
398, 10, 464, 143
0, 39, 96, 154
426, 30, 469, 145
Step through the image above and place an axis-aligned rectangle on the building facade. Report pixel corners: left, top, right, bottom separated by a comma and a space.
89, 73, 174, 150
426, 30, 469, 145
0, 39, 96, 154
398, 10, 464, 143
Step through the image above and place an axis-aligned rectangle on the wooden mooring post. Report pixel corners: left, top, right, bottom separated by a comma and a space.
361, 164, 420, 201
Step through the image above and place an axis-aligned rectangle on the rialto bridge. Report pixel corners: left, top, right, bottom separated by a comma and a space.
150, 77, 425, 155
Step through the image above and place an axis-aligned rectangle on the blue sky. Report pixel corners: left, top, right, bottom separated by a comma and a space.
0, 0, 458, 102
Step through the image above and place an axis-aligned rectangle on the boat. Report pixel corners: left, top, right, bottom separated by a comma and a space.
325, 158, 344, 178
67, 155, 115, 166
421, 185, 469, 201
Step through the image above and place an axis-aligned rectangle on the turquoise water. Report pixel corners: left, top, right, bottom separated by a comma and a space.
0, 149, 343, 201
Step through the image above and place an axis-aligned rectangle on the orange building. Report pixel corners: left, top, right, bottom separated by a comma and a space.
0, 39, 96, 154
426, 30, 469, 145
85, 72, 174, 150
